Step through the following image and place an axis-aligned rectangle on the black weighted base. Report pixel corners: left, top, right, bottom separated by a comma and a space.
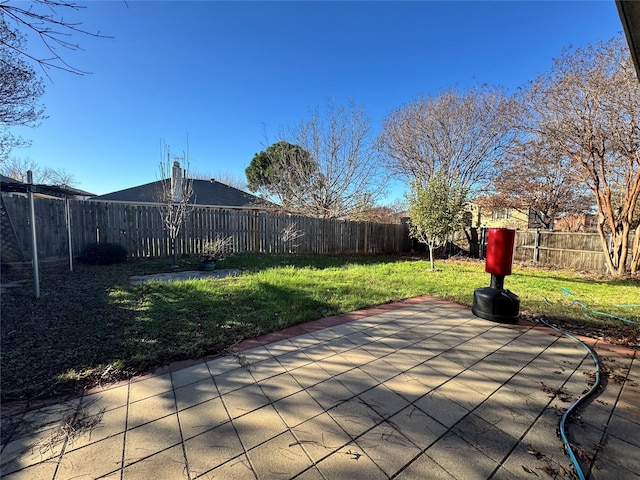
472, 287, 520, 323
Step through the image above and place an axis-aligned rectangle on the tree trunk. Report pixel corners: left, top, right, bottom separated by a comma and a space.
428, 242, 435, 271
172, 237, 178, 265
631, 224, 640, 275
464, 227, 480, 258
596, 220, 629, 277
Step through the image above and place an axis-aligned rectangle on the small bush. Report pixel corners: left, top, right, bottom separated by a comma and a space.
78, 243, 128, 265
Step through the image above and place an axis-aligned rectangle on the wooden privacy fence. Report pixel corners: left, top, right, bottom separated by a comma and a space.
512, 229, 634, 273
0, 196, 411, 260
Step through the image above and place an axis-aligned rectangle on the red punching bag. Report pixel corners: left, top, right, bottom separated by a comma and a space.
485, 228, 515, 276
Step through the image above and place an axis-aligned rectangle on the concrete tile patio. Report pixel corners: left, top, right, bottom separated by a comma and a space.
1, 297, 638, 479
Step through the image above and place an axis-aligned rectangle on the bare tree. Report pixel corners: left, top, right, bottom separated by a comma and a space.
1, 1, 108, 161
1, 155, 77, 186
523, 36, 640, 276
191, 170, 247, 191
157, 143, 194, 264
260, 101, 387, 219
486, 137, 593, 229
0, 0, 108, 76
377, 85, 519, 191
0, 18, 45, 162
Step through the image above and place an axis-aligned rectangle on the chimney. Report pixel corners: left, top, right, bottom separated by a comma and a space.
171, 160, 183, 203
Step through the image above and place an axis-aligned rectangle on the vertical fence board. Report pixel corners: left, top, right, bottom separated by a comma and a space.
12, 196, 635, 273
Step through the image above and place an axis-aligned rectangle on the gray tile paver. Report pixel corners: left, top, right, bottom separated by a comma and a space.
435, 378, 489, 412
359, 358, 403, 383
451, 413, 520, 464
394, 453, 456, 480
213, 367, 255, 395
222, 383, 272, 419
275, 350, 314, 371
233, 405, 288, 450
250, 357, 288, 383
173, 377, 219, 411
265, 339, 302, 357
126, 392, 175, 429
170, 363, 213, 390
178, 396, 230, 440
305, 378, 354, 410
123, 414, 182, 466
1, 429, 64, 476
287, 363, 333, 389
81, 384, 130, 414
197, 453, 256, 480
246, 431, 314, 480
314, 355, 356, 377
413, 390, 470, 428
120, 444, 186, 480
55, 433, 124, 479
424, 431, 501, 480
290, 412, 352, 463
588, 455, 640, 480
0, 460, 58, 480
291, 467, 325, 480
258, 372, 304, 403
127, 373, 172, 403
64, 405, 127, 452
314, 447, 388, 480
383, 371, 432, 402
328, 396, 383, 438
206, 354, 247, 376
2, 297, 637, 480
387, 405, 447, 450
333, 368, 379, 396
272, 390, 325, 428
183, 421, 244, 477
595, 434, 640, 476
356, 421, 422, 477
358, 383, 410, 419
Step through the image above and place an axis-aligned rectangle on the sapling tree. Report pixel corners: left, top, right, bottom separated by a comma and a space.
280, 221, 305, 254
157, 143, 194, 264
405, 169, 469, 271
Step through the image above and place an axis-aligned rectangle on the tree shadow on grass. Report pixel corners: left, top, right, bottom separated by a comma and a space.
0, 267, 338, 403
119, 279, 336, 372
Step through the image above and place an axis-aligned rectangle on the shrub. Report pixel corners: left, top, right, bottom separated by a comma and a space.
201, 236, 234, 263
78, 242, 128, 265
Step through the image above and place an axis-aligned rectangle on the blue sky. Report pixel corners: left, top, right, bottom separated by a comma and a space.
12, 0, 625, 202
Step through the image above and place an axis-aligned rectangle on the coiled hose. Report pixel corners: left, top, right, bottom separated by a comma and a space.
539, 317, 602, 480
560, 287, 639, 326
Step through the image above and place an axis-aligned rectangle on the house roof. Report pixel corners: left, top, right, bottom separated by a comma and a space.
92, 178, 273, 209
617, 0, 640, 78
0, 175, 95, 198
1, 174, 22, 184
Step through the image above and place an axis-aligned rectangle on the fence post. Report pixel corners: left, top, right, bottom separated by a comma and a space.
480, 227, 488, 259
27, 171, 40, 298
533, 229, 541, 263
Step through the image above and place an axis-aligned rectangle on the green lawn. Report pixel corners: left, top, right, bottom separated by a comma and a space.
1, 253, 638, 401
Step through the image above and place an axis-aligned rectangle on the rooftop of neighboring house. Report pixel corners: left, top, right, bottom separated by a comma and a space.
0, 174, 96, 198
91, 177, 273, 210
